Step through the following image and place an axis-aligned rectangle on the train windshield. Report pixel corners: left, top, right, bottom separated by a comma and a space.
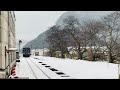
23, 48, 30, 52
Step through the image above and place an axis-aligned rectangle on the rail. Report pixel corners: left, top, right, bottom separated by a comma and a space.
28, 58, 51, 79
25, 58, 38, 79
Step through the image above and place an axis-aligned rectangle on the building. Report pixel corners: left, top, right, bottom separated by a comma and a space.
0, 11, 16, 78
31, 48, 49, 56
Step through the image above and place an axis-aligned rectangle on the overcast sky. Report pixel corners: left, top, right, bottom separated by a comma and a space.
15, 11, 67, 42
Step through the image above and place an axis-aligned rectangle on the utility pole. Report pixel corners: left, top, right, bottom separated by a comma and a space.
35, 47, 36, 52
31, 45, 32, 55
31, 45, 32, 50
118, 62, 120, 79
18, 40, 22, 59
43, 42, 44, 56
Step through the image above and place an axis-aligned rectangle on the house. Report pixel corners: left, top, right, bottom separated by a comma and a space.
31, 48, 50, 56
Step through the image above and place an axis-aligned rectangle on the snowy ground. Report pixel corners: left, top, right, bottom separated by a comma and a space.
16, 55, 119, 79
16, 56, 73, 79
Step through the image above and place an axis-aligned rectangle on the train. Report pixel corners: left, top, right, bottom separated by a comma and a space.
22, 47, 31, 57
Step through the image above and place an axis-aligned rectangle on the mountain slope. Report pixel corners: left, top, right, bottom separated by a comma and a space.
23, 31, 49, 49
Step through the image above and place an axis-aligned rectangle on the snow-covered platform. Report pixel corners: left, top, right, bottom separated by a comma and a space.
16, 56, 119, 79
15, 56, 74, 79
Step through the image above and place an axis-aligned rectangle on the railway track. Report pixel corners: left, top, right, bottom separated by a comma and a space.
25, 57, 51, 79
25, 58, 38, 79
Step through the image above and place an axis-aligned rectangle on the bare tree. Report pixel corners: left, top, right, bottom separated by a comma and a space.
63, 16, 84, 59
63, 16, 104, 60
101, 11, 120, 63
46, 12, 120, 63
46, 25, 69, 58
81, 19, 105, 61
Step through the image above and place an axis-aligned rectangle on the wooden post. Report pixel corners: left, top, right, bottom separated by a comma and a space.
118, 64, 120, 79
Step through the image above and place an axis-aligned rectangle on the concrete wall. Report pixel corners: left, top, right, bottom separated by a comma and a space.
0, 11, 16, 78
0, 11, 9, 70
